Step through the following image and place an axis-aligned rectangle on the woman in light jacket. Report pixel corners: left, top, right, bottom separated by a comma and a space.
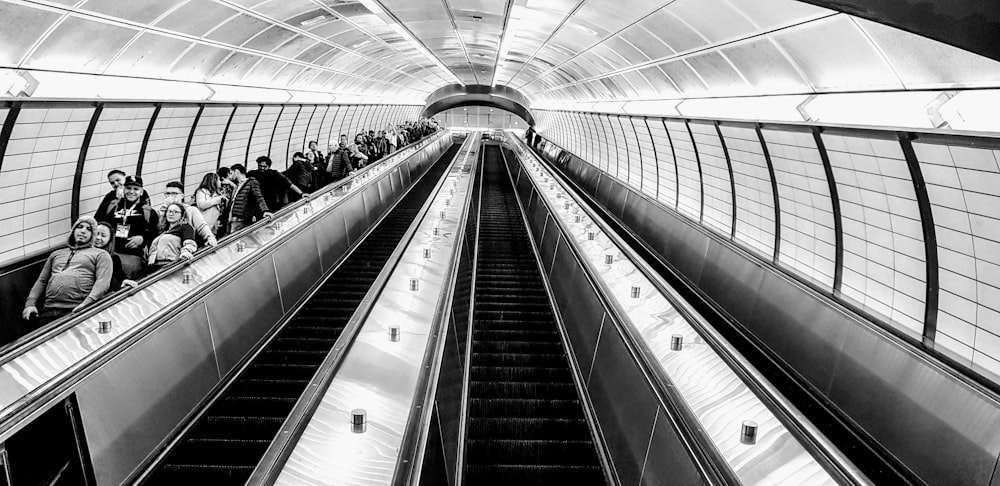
194, 173, 227, 236
145, 202, 197, 277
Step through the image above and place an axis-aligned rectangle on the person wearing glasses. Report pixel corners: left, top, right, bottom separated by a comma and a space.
157, 181, 217, 248
145, 202, 197, 277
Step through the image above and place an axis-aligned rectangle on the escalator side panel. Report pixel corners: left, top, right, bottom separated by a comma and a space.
76, 304, 219, 486
315, 207, 350, 272
343, 189, 369, 245
140, 143, 462, 485
64, 138, 455, 486
272, 226, 325, 314
206, 257, 285, 375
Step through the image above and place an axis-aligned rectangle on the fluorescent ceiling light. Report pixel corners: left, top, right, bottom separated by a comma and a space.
357, 0, 384, 15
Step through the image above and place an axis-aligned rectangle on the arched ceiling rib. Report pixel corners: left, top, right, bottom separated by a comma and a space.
1, 0, 999, 109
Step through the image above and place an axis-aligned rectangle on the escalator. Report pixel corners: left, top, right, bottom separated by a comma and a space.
462, 145, 607, 485
141, 143, 462, 485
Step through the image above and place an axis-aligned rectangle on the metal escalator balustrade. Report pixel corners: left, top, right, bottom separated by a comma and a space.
266, 134, 483, 485
0, 131, 449, 437
138, 142, 464, 484
461, 144, 607, 485
502, 134, 868, 485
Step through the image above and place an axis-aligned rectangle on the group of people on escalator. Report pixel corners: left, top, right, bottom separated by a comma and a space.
19, 119, 440, 332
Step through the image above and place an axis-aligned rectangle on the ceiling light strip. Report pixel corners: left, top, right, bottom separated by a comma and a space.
212, 0, 437, 90
333, 0, 453, 86
500, 0, 588, 88
358, 0, 465, 85
438, 0, 480, 85
9, 0, 426, 95
490, 0, 517, 87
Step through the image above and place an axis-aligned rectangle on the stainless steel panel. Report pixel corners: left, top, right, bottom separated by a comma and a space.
527, 193, 548, 249
537, 216, 560, 275
578, 161, 601, 197
341, 192, 368, 247
697, 240, 766, 321
315, 208, 350, 272
827, 326, 1000, 486
748, 272, 848, 392
434, 313, 464, 486
362, 184, 383, 224
205, 256, 283, 376
272, 226, 323, 310
400, 163, 412, 187
641, 408, 709, 486
77, 304, 219, 486
389, 168, 402, 196
601, 177, 630, 220
595, 175, 619, 214
377, 174, 393, 211
587, 325, 659, 486
547, 238, 605, 379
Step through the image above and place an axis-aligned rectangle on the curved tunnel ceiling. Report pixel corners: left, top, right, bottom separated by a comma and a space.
1, 0, 999, 108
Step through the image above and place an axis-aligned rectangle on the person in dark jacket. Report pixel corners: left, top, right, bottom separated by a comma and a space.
102, 176, 158, 279
248, 156, 305, 211
227, 164, 272, 234
327, 135, 355, 181
22, 216, 112, 327
284, 152, 315, 198
93, 222, 137, 293
94, 170, 151, 223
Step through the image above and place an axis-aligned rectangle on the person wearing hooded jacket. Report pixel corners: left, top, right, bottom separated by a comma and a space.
22, 216, 113, 327
101, 176, 159, 279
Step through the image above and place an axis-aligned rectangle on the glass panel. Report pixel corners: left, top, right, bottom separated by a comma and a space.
288, 105, 316, 161
0, 106, 94, 265
248, 105, 282, 165
719, 124, 776, 259
647, 119, 677, 209
219, 105, 260, 169
824, 133, 925, 338
269, 105, 299, 169
306, 105, 330, 149
619, 116, 642, 192
689, 121, 733, 236
760, 127, 836, 288
663, 120, 701, 221
631, 117, 658, 200
184, 106, 234, 189
914, 141, 1000, 377
79, 106, 155, 217
600, 115, 621, 179
141, 106, 200, 206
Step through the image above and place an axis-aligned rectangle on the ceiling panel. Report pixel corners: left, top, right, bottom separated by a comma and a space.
0, 0, 996, 107
0, 3, 62, 66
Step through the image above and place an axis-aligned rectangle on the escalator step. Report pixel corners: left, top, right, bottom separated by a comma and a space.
466, 439, 599, 465
467, 417, 592, 441
469, 381, 579, 400
468, 398, 583, 418
464, 465, 604, 486
471, 352, 567, 367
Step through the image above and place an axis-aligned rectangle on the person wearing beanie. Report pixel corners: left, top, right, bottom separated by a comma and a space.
22, 216, 113, 328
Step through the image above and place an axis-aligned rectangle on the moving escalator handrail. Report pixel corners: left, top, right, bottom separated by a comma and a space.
0, 129, 445, 365
245, 133, 477, 485
0, 130, 447, 434
504, 135, 870, 485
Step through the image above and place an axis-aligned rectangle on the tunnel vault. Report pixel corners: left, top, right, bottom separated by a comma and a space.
422, 85, 535, 126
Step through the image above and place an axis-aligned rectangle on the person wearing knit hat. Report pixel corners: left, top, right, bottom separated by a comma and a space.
22, 216, 113, 328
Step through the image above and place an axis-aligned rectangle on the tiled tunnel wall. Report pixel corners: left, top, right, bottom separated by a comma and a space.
0, 101, 423, 267
533, 109, 1000, 384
